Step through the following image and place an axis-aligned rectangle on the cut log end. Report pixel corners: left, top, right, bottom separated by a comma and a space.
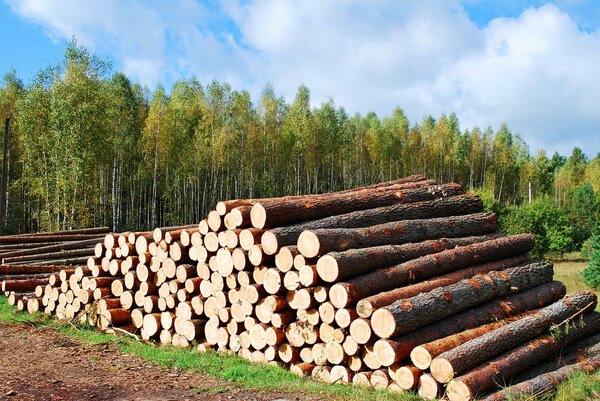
349, 318, 372, 345
410, 346, 433, 370
446, 379, 473, 401
371, 308, 395, 339
418, 374, 441, 400
250, 203, 267, 229
429, 357, 455, 384
373, 340, 398, 367
316, 254, 339, 283
261, 231, 278, 255
396, 366, 422, 390
329, 284, 348, 309
297, 231, 320, 258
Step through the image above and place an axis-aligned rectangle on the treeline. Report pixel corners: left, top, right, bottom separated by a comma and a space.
0, 42, 598, 253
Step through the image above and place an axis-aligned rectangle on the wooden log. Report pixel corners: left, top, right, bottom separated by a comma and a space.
252, 182, 459, 229
0, 234, 104, 244
418, 374, 441, 400
239, 228, 265, 251
300, 212, 497, 259
0, 264, 66, 275
372, 261, 554, 338
410, 310, 535, 370
261, 194, 482, 255
356, 254, 531, 318
0, 238, 102, 260
329, 234, 531, 308
446, 312, 600, 401
429, 291, 597, 383
274, 246, 299, 272
2, 278, 49, 292
482, 354, 600, 401
395, 365, 422, 390
372, 282, 566, 364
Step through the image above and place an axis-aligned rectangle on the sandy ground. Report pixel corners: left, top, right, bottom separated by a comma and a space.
0, 322, 304, 401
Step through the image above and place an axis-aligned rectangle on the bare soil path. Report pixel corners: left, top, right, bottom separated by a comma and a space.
0, 322, 306, 401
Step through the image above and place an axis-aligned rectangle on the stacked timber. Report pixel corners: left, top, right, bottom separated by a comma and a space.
3, 175, 599, 400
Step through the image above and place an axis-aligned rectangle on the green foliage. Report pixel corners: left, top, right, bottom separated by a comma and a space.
581, 227, 600, 289
500, 196, 574, 256
566, 183, 599, 247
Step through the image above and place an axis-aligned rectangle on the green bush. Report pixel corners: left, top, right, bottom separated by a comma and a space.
500, 196, 574, 256
581, 226, 600, 289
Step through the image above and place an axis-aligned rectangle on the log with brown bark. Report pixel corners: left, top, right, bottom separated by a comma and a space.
260, 194, 483, 254
0, 238, 102, 259
0, 234, 105, 244
409, 310, 536, 370
429, 291, 597, 383
329, 234, 534, 308
299, 212, 497, 259
356, 254, 531, 318
0, 264, 69, 275
2, 278, 49, 292
251, 183, 464, 229
446, 312, 600, 401
482, 339, 600, 401
369, 282, 565, 364
371, 261, 554, 338
6, 227, 109, 238
2, 247, 95, 264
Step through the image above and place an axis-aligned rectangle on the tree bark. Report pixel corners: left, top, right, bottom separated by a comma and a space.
261, 194, 483, 254
329, 234, 535, 308
372, 261, 554, 338
371, 282, 566, 364
251, 183, 464, 229
300, 211, 497, 259
430, 291, 597, 383
446, 312, 600, 401
357, 254, 531, 318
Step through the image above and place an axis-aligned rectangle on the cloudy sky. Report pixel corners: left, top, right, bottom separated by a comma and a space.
1, 0, 599, 156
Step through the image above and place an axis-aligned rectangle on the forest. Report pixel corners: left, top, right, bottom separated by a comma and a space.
0, 41, 598, 255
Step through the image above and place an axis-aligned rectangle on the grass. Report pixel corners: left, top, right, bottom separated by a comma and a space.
553, 261, 594, 295
0, 296, 419, 401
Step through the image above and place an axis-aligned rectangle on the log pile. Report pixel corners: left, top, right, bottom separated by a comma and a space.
2, 175, 599, 400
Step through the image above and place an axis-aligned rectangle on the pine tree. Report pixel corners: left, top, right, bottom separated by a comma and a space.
581, 226, 600, 288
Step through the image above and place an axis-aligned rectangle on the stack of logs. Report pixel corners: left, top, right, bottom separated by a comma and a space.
2, 175, 599, 401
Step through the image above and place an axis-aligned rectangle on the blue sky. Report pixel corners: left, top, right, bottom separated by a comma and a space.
1, 0, 599, 156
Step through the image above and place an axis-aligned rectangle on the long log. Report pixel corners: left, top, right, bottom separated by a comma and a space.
2, 278, 49, 292
0, 264, 68, 275
2, 247, 95, 264
6, 256, 90, 265
446, 312, 600, 401
371, 261, 554, 338
482, 338, 600, 401
260, 194, 483, 255
329, 234, 534, 308
430, 291, 597, 383
357, 254, 531, 318
0, 234, 105, 244
300, 212, 497, 259
3, 226, 109, 238
215, 175, 429, 215
370, 282, 565, 364
251, 183, 464, 229
409, 310, 536, 370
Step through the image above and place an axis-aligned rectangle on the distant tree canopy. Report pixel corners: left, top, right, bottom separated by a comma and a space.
0, 41, 598, 254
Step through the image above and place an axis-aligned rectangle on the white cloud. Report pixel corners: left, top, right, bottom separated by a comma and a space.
6, 0, 600, 155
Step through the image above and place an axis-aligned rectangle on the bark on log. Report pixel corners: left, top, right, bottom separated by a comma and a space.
357, 254, 531, 318
0, 238, 103, 259
329, 234, 533, 308
261, 194, 483, 255
2, 247, 94, 264
0, 234, 104, 244
251, 183, 464, 229
372, 260, 554, 338
446, 312, 600, 401
301, 212, 497, 259
0, 264, 68, 275
372, 282, 566, 364
430, 291, 597, 383
2, 278, 49, 292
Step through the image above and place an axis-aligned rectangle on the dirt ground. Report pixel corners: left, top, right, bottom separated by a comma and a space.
0, 322, 303, 401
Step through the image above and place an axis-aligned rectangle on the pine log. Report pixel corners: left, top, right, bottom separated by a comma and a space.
2, 247, 94, 264
0, 264, 67, 275
329, 234, 533, 308
371, 282, 566, 364
372, 261, 554, 338
260, 194, 483, 255
0, 234, 104, 244
2, 278, 49, 292
301, 212, 496, 259
0, 238, 103, 259
482, 340, 600, 401
410, 310, 535, 370
429, 291, 597, 383
357, 254, 531, 318
251, 183, 464, 229
446, 312, 600, 401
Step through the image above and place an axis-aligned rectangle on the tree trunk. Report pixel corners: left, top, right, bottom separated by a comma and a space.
370, 282, 566, 364
357, 254, 531, 318
329, 234, 535, 308
251, 183, 464, 229
446, 312, 600, 401
261, 194, 483, 254
300, 211, 497, 259
430, 291, 597, 383
372, 261, 554, 339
